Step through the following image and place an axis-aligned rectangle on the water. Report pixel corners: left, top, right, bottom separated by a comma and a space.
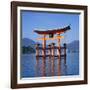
21, 53, 79, 78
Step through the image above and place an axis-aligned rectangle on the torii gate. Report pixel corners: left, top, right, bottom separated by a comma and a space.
34, 25, 70, 59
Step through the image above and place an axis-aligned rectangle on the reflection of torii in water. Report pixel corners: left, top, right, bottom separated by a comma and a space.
34, 25, 71, 76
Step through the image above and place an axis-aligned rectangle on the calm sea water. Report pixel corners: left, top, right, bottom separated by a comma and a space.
21, 53, 79, 78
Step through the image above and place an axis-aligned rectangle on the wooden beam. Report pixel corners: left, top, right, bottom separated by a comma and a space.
36, 36, 64, 40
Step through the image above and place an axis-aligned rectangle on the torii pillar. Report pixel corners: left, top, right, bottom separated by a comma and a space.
42, 34, 46, 58
57, 34, 61, 59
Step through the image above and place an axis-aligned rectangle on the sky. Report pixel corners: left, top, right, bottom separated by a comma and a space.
21, 10, 79, 44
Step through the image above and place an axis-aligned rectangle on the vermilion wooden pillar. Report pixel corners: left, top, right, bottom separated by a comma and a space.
42, 34, 46, 58
57, 35, 61, 59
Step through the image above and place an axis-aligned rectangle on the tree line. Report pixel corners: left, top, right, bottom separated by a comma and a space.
22, 46, 35, 54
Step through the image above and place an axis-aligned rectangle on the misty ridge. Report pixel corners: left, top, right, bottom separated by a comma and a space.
21, 38, 79, 54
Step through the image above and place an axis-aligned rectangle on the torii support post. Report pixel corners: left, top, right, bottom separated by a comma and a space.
48, 45, 51, 59
51, 43, 55, 57
48, 44, 52, 74
57, 36, 61, 60
57, 37, 61, 76
42, 34, 46, 76
63, 43, 67, 64
42, 34, 46, 58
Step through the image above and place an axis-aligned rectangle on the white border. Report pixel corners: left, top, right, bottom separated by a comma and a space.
17, 6, 84, 84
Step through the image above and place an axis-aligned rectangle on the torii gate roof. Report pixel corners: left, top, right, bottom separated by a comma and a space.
34, 25, 70, 35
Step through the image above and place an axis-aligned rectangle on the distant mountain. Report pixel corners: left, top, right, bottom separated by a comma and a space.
67, 40, 79, 53
22, 38, 36, 47
22, 38, 36, 54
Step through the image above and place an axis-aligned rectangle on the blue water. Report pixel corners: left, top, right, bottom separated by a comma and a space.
21, 53, 79, 78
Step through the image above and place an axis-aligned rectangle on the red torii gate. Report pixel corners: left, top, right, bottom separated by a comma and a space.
34, 25, 70, 59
